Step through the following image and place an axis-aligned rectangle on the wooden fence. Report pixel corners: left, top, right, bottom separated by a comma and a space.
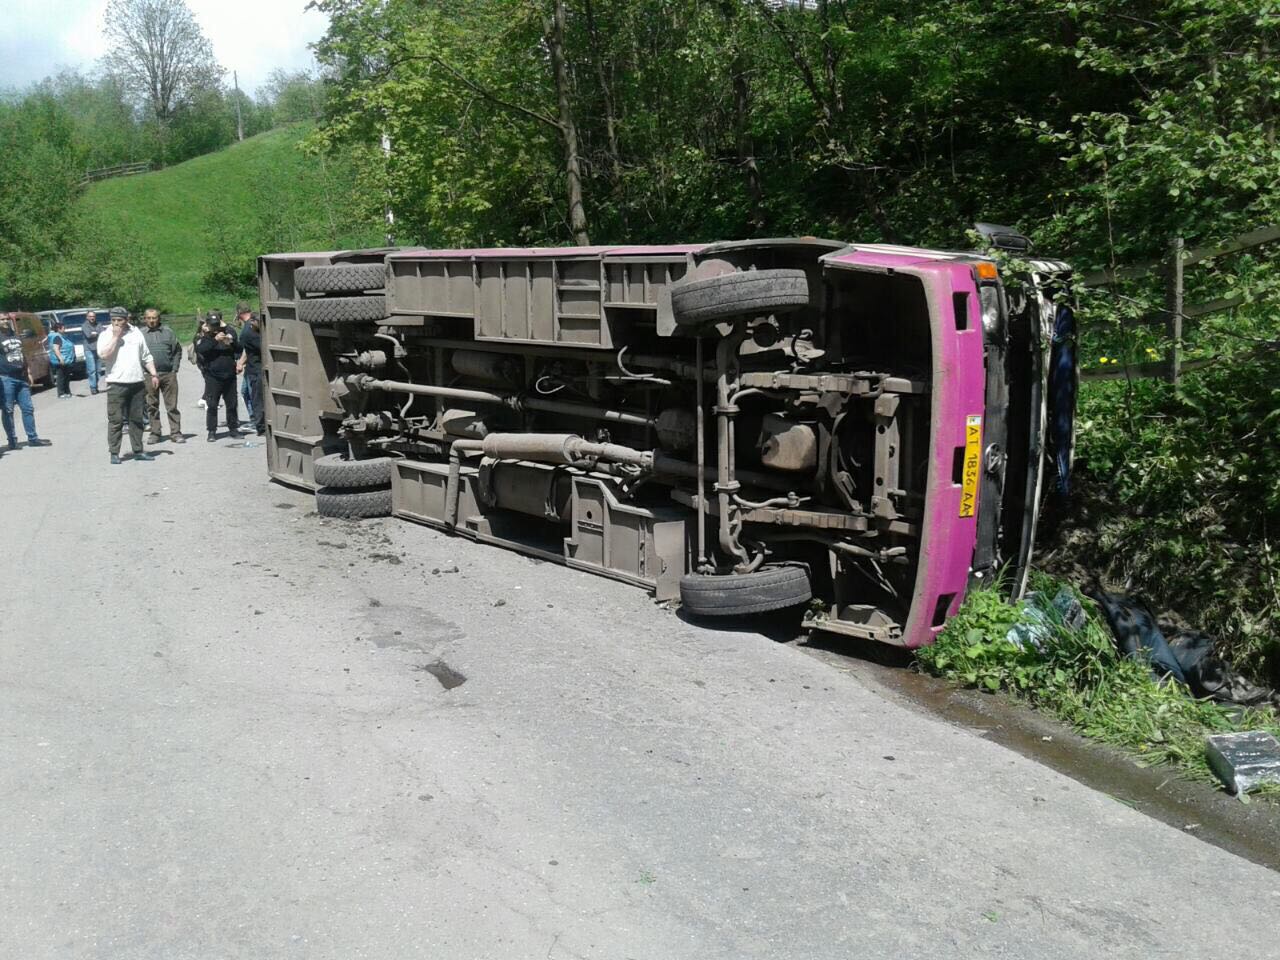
79, 162, 151, 187
1079, 224, 1280, 383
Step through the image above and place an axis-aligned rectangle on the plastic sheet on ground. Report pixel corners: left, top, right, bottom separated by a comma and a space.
1206, 731, 1280, 797
1087, 589, 1279, 709
1005, 586, 1086, 654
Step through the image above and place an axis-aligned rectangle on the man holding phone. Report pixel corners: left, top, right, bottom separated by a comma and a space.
96, 307, 160, 464
195, 309, 242, 442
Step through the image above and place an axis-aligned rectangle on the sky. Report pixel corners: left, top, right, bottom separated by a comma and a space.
0, 0, 330, 97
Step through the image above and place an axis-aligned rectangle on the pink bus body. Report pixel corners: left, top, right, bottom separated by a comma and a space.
260, 235, 1073, 648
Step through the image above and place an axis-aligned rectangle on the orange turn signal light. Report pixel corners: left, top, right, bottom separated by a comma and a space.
976, 261, 998, 281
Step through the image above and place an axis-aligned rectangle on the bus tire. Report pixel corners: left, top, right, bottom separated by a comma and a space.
294, 263, 387, 295
671, 269, 810, 327
297, 295, 388, 325
679, 565, 812, 617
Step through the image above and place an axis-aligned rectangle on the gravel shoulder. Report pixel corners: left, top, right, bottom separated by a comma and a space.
2, 366, 1277, 960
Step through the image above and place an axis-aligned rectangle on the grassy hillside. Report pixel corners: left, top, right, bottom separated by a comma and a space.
80, 124, 382, 335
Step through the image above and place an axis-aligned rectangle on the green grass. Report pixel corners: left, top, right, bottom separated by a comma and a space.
79, 123, 382, 339
917, 575, 1280, 795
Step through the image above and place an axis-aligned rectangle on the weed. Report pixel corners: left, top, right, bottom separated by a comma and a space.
1045, 350, 1280, 686
917, 575, 1280, 791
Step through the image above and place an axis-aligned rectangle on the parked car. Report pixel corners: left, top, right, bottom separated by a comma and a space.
7, 312, 52, 388
258, 229, 1077, 649
37, 307, 108, 378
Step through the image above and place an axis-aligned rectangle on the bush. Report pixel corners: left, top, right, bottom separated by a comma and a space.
201, 210, 257, 298
49, 212, 160, 310
201, 255, 257, 299
1044, 349, 1280, 684
917, 577, 1280, 786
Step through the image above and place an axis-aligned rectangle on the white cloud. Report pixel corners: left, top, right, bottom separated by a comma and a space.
0, 0, 328, 95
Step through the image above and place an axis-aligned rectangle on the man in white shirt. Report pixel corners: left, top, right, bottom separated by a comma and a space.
96, 307, 160, 464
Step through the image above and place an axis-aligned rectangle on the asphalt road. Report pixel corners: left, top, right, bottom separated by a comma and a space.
3, 366, 1278, 960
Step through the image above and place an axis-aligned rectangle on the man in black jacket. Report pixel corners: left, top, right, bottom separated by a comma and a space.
194, 309, 241, 442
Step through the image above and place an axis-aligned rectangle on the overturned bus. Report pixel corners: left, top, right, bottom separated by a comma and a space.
258, 232, 1076, 649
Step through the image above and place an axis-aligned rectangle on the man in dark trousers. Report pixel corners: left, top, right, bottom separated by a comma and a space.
45, 321, 75, 398
196, 309, 241, 442
141, 308, 184, 443
81, 310, 103, 394
96, 307, 160, 464
235, 304, 265, 436
0, 313, 52, 455
235, 302, 256, 422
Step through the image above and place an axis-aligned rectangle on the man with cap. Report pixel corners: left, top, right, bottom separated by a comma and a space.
0, 312, 52, 454
81, 310, 104, 394
195, 309, 242, 441
141, 308, 184, 443
96, 307, 160, 464
235, 302, 265, 436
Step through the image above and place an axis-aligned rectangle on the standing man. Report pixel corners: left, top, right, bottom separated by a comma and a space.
196, 309, 241, 442
46, 321, 75, 398
235, 304, 265, 436
0, 313, 52, 453
141, 309, 184, 443
236, 303, 256, 422
81, 310, 103, 394
97, 307, 160, 464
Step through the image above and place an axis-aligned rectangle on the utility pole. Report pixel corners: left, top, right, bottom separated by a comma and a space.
233, 70, 244, 142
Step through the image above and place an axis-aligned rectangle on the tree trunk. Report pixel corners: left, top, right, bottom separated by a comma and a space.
753, 0, 891, 236
721, 1, 764, 233
731, 57, 764, 233
817, 0, 844, 117
545, 0, 590, 245
583, 0, 623, 190
1264, 34, 1276, 148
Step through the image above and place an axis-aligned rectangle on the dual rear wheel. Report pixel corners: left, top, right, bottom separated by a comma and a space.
294, 263, 389, 326
313, 453, 394, 520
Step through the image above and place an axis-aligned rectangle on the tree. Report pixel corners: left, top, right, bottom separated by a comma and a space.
0, 93, 82, 303
40, 70, 150, 170
310, 0, 598, 245
543, 0, 589, 244
53, 211, 161, 312
103, 0, 222, 125
258, 69, 327, 124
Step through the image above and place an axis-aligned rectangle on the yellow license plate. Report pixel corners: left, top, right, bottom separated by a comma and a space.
960, 415, 982, 518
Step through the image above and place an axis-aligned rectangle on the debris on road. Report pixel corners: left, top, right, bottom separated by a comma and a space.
1086, 589, 1278, 708
1205, 732, 1280, 797
1166, 628, 1279, 709
1086, 589, 1187, 684
417, 660, 467, 690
